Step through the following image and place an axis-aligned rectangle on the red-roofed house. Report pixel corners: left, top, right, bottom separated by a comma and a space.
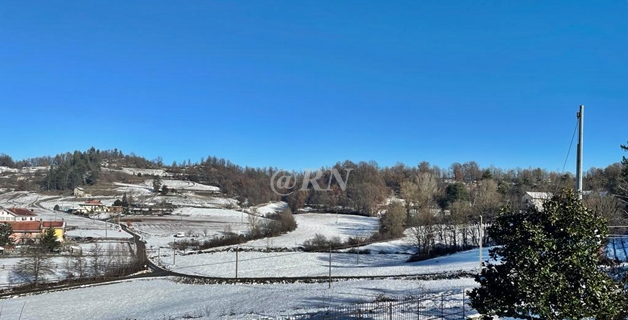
4, 221, 42, 244
41, 221, 66, 242
2, 220, 66, 244
0, 207, 37, 221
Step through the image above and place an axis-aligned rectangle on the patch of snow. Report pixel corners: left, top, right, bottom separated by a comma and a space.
254, 201, 288, 216
121, 167, 172, 177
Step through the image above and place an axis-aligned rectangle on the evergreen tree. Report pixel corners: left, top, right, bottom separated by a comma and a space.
469, 189, 627, 319
40, 226, 60, 253
152, 175, 162, 192
0, 223, 13, 247
121, 193, 128, 207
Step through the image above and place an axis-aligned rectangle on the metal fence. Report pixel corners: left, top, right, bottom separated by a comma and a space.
284, 290, 475, 320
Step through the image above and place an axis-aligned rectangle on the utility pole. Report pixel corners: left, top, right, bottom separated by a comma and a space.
356, 237, 360, 265
328, 244, 332, 289
235, 248, 239, 279
479, 215, 483, 269
576, 105, 584, 199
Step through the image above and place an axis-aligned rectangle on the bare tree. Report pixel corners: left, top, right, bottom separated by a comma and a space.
471, 179, 501, 219
12, 248, 55, 287
90, 243, 104, 278
379, 201, 406, 238
247, 213, 262, 237
401, 172, 438, 226
71, 251, 88, 279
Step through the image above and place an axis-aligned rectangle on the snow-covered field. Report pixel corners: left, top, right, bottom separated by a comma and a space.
0, 277, 478, 320
0, 166, 48, 174
0, 191, 57, 208
141, 179, 220, 192
245, 213, 379, 249
169, 247, 487, 278
120, 167, 171, 177
130, 208, 253, 249
0, 193, 507, 319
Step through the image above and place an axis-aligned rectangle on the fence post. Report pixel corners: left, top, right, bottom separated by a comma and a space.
389, 303, 392, 320
235, 249, 239, 279
441, 293, 444, 318
462, 289, 465, 319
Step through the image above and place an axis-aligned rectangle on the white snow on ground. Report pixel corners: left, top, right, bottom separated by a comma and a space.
0, 277, 478, 320
114, 179, 221, 195
132, 208, 253, 249
244, 213, 379, 249
38, 196, 117, 211
0, 191, 504, 319
141, 179, 220, 192
0, 241, 136, 290
121, 167, 171, 177
167, 247, 489, 278
0, 256, 69, 289
0, 166, 18, 174
0, 191, 57, 208
168, 194, 238, 207
253, 201, 288, 215
113, 182, 154, 195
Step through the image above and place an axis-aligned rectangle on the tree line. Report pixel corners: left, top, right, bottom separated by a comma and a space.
4, 147, 626, 219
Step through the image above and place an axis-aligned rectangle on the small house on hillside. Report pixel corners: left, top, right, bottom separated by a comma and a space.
74, 187, 85, 197
0, 207, 38, 221
522, 191, 553, 211
78, 200, 108, 213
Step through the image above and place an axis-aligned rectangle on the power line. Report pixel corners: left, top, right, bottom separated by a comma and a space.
561, 118, 579, 172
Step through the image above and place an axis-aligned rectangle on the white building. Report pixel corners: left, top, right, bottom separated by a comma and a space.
0, 207, 38, 221
521, 191, 553, 211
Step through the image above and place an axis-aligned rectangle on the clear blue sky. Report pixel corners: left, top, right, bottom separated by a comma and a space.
1, 1, 627, 172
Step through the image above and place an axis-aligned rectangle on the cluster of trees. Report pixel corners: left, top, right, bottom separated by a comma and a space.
7, 146, 627, 218
10, 243, 140, 289
40, 148, 102, 190
174, 157, 625, 215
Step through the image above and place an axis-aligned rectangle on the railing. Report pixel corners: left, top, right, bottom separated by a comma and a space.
282, 290, 477, 320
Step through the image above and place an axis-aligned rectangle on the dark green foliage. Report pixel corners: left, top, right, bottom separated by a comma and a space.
0, 223, 13, 247
40, 227, 60, 253
152, 175, 162, 192
0, 154, 15, 167
470, 190, 627, 319
41, 147, 102, 190
440, 182, 469, 209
